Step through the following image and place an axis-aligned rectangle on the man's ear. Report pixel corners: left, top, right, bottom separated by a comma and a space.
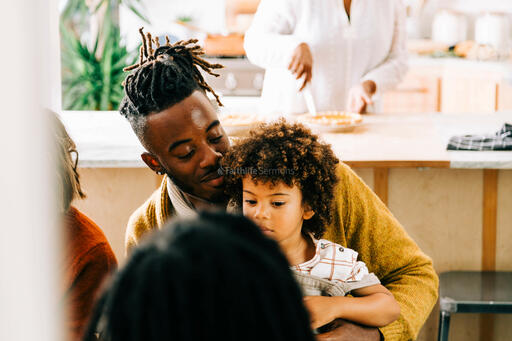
303, 204, 315, 220
141, 152, 164, 174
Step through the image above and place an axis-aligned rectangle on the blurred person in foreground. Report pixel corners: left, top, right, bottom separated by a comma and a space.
119, 28, 437, 340
53, 111, 117, 340
82, 211, 316, 341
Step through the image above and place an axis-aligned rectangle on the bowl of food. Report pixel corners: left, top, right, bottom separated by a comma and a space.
219, 113, 263, 136
297, 111, 363, 133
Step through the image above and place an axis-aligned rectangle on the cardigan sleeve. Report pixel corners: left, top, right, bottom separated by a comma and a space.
244, 0, 302, 69
360, 0, 408, 93
325, 163, 438, 340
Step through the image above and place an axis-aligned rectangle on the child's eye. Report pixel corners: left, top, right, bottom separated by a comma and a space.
244, 200, 257, 205
272, 201, 285, 207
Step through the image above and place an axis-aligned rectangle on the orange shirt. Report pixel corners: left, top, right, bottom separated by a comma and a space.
63, 206, 117, 341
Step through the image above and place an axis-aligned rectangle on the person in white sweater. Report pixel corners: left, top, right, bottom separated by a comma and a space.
244, 0, 408, 116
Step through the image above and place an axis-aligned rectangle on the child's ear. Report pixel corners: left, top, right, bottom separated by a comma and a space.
302, 204, 315, 220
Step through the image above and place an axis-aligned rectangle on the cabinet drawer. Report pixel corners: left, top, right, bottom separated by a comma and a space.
497, 81, 512, 111
441, 69, 499, 114
381, 71, 440, 113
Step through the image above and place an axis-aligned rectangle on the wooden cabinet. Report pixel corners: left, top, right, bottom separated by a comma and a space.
497, 80, 512, 111
381, 66, 441, 113
382, 62, 510, 114
441, 69, 500, 114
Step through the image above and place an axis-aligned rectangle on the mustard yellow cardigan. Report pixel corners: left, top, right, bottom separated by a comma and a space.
125, 163, 438, 340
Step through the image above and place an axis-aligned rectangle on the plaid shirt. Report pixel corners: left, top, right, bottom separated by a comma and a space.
293, 238, 369, 283
447, 123, 512, 151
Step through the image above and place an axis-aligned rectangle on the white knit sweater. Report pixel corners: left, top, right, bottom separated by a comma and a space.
244, 0, 408, 116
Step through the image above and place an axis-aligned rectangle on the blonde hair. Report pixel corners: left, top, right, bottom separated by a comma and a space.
51, 111, 85, 212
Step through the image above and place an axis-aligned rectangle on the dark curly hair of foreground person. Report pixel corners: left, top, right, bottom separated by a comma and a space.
82, 211, 315, 341
222, 120, 339, 238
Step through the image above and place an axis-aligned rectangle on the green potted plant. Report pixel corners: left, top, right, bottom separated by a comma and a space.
60, 0, 148, 110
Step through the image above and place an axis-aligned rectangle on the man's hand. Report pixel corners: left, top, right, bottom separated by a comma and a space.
347, 80, 377, 113
316, 319, 382, 341
303, 296, 339, 329
288, 42, 313, 91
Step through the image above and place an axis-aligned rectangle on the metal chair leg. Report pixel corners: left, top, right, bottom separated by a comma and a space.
438, 310, 451, 341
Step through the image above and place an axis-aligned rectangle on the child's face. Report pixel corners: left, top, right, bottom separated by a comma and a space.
242, 177, 314, 244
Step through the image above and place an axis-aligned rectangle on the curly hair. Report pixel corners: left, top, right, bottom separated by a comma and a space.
222, 120, 339, 238
83, 211, 315, 341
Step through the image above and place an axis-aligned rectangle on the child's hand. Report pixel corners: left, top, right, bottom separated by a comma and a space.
303, 296, 341, 329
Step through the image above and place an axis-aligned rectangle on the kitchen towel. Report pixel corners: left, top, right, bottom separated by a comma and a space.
447, 123, 512, 151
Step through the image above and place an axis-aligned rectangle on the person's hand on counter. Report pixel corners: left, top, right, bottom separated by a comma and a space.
347, 80, 377, 114
289, 42, 313, 91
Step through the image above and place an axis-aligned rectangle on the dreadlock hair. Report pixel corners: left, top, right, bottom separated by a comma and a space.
51, 110, 85, 212
120, 28, 224, 139
222, 119, 339, 239
83, 211, 315, 341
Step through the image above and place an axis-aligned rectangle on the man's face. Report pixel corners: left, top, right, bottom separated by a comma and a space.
141, 91, 230, 202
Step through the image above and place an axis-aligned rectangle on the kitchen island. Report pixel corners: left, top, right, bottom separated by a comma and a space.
62, 110, 512, 169
61, 110, 512, 341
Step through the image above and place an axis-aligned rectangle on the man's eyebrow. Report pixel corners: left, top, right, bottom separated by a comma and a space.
206, 120, 220, 132
169, 139, 192, 152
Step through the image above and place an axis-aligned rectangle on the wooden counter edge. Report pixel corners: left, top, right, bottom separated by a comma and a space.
343, 160, 450, 168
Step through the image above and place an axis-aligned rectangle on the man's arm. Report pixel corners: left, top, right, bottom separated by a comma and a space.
323, 163, 438, 340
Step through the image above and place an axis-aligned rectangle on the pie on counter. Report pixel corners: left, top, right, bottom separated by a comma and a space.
220, 113, 261, 126
219, 113, 263, 135
297, 111, 363, 133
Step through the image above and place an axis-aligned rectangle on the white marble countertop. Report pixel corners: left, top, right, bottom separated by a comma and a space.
319, 112, 512, 169
60, 103, 512, 169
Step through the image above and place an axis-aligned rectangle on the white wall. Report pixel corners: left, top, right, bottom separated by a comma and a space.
123, 0, 512, 46
450, 0, 512, 14
0, 1, 61, 341
120, 0, 226, 51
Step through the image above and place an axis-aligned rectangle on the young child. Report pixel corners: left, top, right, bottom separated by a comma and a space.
222, 120, 400, 331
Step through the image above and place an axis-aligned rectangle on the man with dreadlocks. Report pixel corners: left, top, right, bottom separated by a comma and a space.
120, 28, 437, 341
121, 28, 229, 238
